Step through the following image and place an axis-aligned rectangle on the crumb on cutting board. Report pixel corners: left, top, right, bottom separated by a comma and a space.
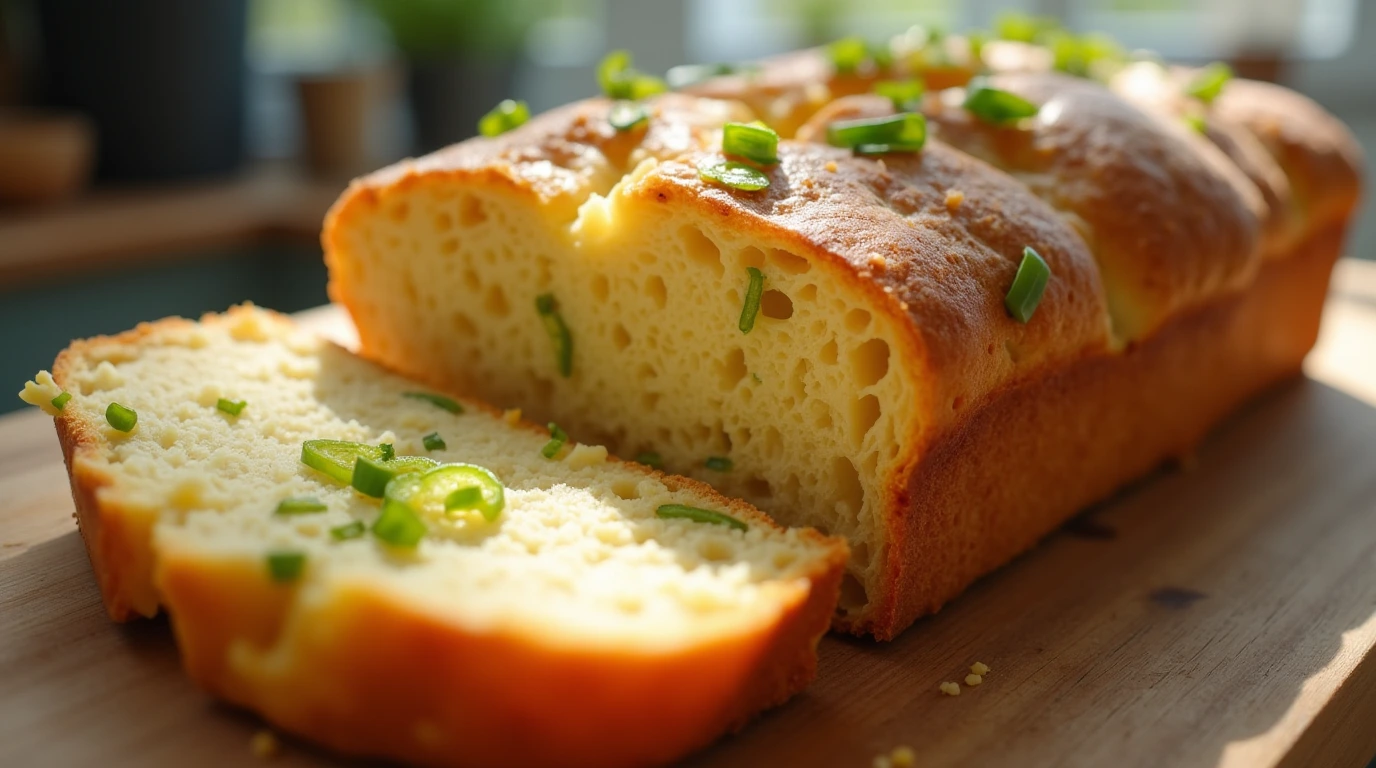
251, 730, 281, 760
965, 673, 984, 686
971, 661, 990, 675
939, 681, 961, 696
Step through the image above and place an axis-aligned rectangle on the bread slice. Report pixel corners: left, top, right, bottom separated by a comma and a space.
21, 305, 847, 768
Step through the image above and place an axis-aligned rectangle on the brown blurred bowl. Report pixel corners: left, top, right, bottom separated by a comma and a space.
0, 111, 95, 206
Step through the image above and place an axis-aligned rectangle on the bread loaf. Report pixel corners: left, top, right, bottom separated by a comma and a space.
324, 39, 1361, 639
22, 305, 847, 768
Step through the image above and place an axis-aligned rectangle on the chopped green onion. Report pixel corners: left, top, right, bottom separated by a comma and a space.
266, 551, 307, 583
963, 80, 1040, 124
697, 160, 771, 191
51, 391, 72, 411
666, 62, 736, 89
275, 496, 327, 515
1005, 246, 1051, 323
542, 422, 569, 459
705, 456, 733, 472
870, 41, 894, 70
384, 463, 506, 523
330, 521, 367, 541
609, 100, 650, 132
301, 439, 383, 484
216, 398, 246, 416
967, 29, 990, 60
825, 113, 927, 152
1186, 62, 1233, 105
350, 455, 438, 498
403, 392, 463, 414
995, 11, 1060, 43
372, 500, 427, 547
478, 99, 530, 137
445, 486, 483, 511
422, 432, 447, 452
105, 402, 137, 432
722, 121, 779, 166
597, 50, 667, 100
739, 267, 765, 334
874, 79, 926, 112
635, 451, 663, 469
535, 293, 573, 377
655, 503, 748, 531
379, 443, 396, 462
828, 36, 870, 74
1050, 32, 1124, 79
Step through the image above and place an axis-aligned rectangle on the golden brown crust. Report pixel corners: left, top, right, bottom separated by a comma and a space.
844, 218, 1345, 638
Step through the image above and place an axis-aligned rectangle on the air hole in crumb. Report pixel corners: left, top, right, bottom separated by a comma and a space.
850, 338, 890, 387
820, 339, 839, 364
852, 395, 881, 442
646, 275, 668, 308
747, 477, 774, 499
833, 456, 865, 518
789, 358, 811, 400
768, 248, 811, 274
698, 539, 736, 563
845, 308, 872, 332
435, 211, 453, 232
451, 313, 477, 336
838, 573, 869, 611
440, 238, 459, 255
591, 274, 610, 302
532, 378, 555, 402
389, 202, 410, 222
459, 195, 487, 226
738, 246, 767, 269
680, 226, 724, 276
402, 275, 419, 304
463, 269, 481, 291
641, 392, 661, 410
611, 481, 640, 500
761, 290, 794, 320
797, 283, 818, 302
636, 363, 658, 381
952, 396, 965, 411
763, 427, 783, 459
717, 347, 747, 391
484, 285, 510, 317
612, 323, 632, 350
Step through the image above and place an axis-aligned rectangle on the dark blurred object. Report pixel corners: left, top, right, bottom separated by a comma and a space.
296, 67, 384, 180
365, 0, 541, 153
35, 0, 247, 182
0, 109, 92, 205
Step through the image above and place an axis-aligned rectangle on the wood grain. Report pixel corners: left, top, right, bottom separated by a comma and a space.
2, 261, 1374, 768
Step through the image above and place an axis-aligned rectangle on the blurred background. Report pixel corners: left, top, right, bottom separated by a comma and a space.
0, 0, 1371, 413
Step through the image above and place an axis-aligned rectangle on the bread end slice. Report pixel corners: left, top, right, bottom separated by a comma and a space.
31, 305, 847, 768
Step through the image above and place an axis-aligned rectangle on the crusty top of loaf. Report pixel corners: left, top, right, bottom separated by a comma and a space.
330, 92, 1113, 432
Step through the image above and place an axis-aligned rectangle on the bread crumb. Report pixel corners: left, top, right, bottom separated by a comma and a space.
825, 161, 838, 173
503, 408, 522, 426
18, 370, 64, 415
939, 681, 961, 696
868, 253, 887, 271
565, 443, 609, 469
891, 746, 917, 767
965, 673, 983, 686
250, 730, 280, 759
971, 661, 990, 675
945, 189, 965, 210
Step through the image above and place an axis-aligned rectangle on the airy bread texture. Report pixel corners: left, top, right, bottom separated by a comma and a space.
325, 50, 1361, 638
27, 305, 846, 768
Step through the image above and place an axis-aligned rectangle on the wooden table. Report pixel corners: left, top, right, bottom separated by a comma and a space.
3, 260, 1375, 768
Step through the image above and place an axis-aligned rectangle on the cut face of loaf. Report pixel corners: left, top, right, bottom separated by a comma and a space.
327, 96, 1113, 630
28, 306, 846, 768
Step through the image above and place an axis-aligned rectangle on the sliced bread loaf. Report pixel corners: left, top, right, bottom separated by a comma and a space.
21, 305, 847, 768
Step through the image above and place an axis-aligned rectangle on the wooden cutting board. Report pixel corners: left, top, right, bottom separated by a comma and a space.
3, 260, 1375, 768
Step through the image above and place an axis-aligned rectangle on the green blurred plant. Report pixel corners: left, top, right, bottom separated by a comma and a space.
363, 0, 546, 58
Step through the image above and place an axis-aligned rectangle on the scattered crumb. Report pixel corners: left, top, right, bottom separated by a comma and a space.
965, 673, 984, 686
882, 285, 894, 294
503, 408, 522, 426
939, 681, 961, 696
825, 161, 839, 173
868, 253, 887, 271
891, 745, 917, 767
898, 301, 910, 311
250, 730, 280, 760
971, 661, 990, 675
876, 158, 888, 172
945, 189, 965, 210
565, 443, 609, 469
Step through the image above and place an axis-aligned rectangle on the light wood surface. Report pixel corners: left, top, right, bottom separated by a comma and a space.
2, 261, 1375, 768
